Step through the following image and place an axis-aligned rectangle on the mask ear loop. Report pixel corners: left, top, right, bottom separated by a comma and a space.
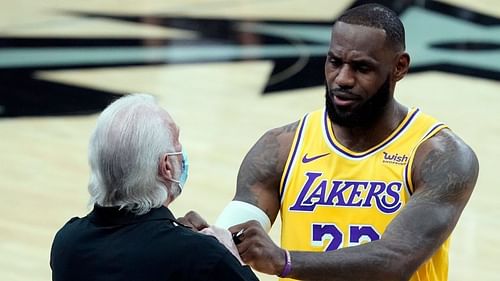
164, 150, 187, 191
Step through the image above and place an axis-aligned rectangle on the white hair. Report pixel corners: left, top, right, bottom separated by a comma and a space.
88, 94, 176, 215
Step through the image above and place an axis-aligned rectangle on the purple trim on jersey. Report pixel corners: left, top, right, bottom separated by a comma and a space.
404, 161, 412, 195
323, 108, 420, 159
280, 114, 309, 201
404, 122, 447, 195
423, 123, 446, 139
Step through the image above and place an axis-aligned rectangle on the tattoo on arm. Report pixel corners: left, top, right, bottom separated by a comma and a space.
234, 121, 299, 219
288, 130, 479, 281
380, 129, 479, 276
413, 130, 479, 204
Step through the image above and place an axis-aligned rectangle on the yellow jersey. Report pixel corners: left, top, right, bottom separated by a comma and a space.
279, 107, 449, 281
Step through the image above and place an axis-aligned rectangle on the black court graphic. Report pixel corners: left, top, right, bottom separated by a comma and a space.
0, 0, 498, 117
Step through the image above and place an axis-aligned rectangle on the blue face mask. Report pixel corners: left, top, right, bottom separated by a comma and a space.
166, 149, 189, 191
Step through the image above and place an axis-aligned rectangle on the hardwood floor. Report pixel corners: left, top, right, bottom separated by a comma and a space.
0, 1, 498, 280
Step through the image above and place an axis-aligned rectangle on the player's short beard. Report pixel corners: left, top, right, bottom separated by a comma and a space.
325, 76, 391, 128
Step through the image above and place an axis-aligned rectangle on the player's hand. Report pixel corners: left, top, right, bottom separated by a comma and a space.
177, 210, 209, 231
229, 220, 285, 275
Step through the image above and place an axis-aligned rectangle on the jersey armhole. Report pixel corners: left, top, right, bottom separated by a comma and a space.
404, 123, 449, 194
279, 113, 309, 201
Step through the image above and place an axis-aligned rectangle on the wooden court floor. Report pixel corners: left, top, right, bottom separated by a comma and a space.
0, 1, 499, 280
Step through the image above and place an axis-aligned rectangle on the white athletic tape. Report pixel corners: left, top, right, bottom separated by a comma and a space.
215, 200, 272, 232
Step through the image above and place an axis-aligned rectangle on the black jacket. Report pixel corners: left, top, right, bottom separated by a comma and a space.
50, 205, 258, 281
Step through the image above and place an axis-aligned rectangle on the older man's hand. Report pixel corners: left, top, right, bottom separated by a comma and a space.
177, 210, 209, 231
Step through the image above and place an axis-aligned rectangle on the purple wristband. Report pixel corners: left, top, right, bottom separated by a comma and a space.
278, 249, 292, 278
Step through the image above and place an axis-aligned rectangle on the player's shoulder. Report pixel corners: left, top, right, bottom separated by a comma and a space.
420, 129, 477, 163
265, 120, 300, 138
259, 120, 300, 157
259, 107, 324, 144
264, 108, 322, 139
412, 129, 479, 191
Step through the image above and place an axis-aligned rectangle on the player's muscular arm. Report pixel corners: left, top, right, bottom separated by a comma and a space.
287, 129, 479, 281
233, 121, 298, 224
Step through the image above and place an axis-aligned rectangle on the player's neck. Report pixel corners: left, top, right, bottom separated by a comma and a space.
332, 102, 408, 152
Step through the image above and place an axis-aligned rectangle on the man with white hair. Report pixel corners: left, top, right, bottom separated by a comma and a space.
50, 94, 258, 281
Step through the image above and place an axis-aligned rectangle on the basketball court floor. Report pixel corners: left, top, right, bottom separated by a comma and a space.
0, 0, 499, 280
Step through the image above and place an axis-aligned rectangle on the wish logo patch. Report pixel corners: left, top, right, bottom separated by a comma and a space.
382, 152, 408, 165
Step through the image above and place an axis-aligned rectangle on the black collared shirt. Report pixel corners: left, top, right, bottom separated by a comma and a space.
50, 205, 258, 281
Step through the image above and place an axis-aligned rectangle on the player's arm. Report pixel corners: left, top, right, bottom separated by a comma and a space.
290, 129, 478, 280
215, 121, 299, 230
234, 129, 479, 280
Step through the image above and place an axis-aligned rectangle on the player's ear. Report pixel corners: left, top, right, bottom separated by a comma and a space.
394, 52, 410, 82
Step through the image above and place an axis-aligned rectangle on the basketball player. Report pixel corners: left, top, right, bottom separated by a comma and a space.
212, 4, 479, 281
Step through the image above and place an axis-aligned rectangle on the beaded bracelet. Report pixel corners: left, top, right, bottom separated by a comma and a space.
278, 249, 292, 278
